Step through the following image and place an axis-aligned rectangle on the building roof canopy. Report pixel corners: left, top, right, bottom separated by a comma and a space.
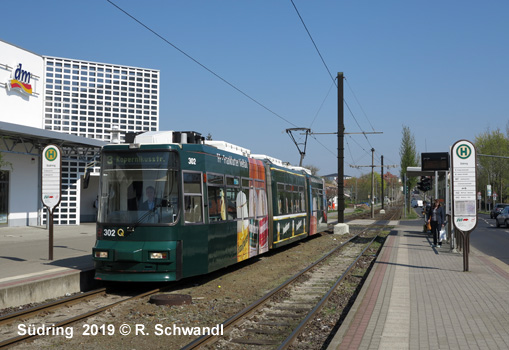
1, 121, 107, 149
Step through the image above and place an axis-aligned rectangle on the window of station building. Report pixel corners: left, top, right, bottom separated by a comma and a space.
183, 171, 203, 224
207, 173, 225, 222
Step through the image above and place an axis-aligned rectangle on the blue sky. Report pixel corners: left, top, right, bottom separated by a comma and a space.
3, 1, 508, 177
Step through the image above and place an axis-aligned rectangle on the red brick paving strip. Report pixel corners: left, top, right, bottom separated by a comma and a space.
338, 234, 395, 349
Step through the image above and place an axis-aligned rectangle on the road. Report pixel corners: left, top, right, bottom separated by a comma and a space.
410, 206, 509, 266
470, 213, 509, 265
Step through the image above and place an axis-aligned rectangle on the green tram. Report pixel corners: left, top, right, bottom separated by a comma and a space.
93, 131, 328, 282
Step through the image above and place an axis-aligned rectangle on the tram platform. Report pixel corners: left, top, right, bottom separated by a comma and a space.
328, 219, 509, 350
0, 223, 97, 309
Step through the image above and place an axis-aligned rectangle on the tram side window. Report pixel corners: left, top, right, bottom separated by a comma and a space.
241, 178, 253, 219
207, 173, 225, 222
312, 188, 319, 214
299, 186, 305, 212
255, 180, 267, 218
277, 183, 285, 215
183, 172, 203, 224
318, 189, 324, 211
286, 185, 293, 214
226, 176, 240, 220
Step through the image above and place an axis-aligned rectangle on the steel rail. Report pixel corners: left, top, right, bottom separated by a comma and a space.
181, 231, 363, 350
278, 233, 380, 349
0, 286, 167, 349
278, 208, 401, 349
182, 206, 399, 349
0, 288, 107, 326
180, 215, 398, 350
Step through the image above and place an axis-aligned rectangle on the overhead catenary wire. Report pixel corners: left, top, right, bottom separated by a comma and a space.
345, 77, 376, 132
290, 0, 378, 165
290, 0, 336, 88
106, 0, 298, 128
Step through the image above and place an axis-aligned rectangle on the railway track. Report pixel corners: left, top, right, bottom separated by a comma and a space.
0, 285, 172, 349
0, 205, 401, 350
182, 206, 401, 349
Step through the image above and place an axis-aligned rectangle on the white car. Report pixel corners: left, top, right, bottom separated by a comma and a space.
411, 199, 423, 208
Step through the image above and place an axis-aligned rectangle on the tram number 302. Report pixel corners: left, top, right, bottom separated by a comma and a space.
188, 157, 197, 165
103, 229, 117, 237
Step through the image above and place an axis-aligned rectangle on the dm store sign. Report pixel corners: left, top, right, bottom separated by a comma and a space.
7, 63, 33, 96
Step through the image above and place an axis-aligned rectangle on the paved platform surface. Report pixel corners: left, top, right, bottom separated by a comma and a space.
0, 223, 95, 281
0, 223, 96, 308
328, 220, 509, 350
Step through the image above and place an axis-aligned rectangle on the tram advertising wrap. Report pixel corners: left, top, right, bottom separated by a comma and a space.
93, 131, 328, 282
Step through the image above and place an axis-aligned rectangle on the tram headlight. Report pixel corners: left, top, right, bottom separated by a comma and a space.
94, 251, 109, 259
149, 252, 168, 260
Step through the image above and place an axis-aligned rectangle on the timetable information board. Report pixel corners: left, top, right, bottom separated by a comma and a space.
451, 140, 477, 232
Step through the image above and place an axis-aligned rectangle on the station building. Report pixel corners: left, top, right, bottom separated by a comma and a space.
0, 39, 160, 226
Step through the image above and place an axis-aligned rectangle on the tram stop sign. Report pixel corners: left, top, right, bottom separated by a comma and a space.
41, 144, 62, 261
451, 140, 477, 232
41, 145, 62, 210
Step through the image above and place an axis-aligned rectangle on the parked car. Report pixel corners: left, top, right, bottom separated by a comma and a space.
495, 206, 509, 228
491, 203, 509, 219
411, 199, 423, 208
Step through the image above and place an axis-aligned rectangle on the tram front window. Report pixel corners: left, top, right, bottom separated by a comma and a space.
98, 151, 179, 224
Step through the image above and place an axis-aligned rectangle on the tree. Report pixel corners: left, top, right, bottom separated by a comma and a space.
399, 125, 418, 212
475, 128, 509, 204
303, 164, 319, 176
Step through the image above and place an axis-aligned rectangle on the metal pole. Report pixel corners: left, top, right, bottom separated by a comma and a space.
48, 208, 54, 261
371, 148, 375, 219
337, 72, 345, 223
435, 171, 438, 200
404, 174, 407, 215
381, 155, 384, 210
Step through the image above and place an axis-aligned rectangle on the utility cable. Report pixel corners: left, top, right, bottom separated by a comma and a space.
290, 1, 376, 156
345, 77, 375, 132
106, 0, 298, 128
309, 80, 335, 129
290, 0, 336, 88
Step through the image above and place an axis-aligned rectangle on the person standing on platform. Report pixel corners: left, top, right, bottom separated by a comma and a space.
427, 199, 445, 248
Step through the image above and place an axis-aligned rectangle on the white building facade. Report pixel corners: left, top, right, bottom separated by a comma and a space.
0, 39, 160, 226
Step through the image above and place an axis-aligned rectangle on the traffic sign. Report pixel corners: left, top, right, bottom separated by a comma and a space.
41, 145, 62, 210
451, 140, 477, 233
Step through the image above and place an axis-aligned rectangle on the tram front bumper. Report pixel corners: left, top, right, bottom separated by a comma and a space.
93, 240, 181, 282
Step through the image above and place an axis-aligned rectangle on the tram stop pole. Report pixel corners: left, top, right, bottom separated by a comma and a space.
48, 208, 54, 261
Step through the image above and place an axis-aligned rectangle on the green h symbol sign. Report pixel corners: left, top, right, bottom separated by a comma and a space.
457, 145, 471, 159
45, 148, 58, 161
